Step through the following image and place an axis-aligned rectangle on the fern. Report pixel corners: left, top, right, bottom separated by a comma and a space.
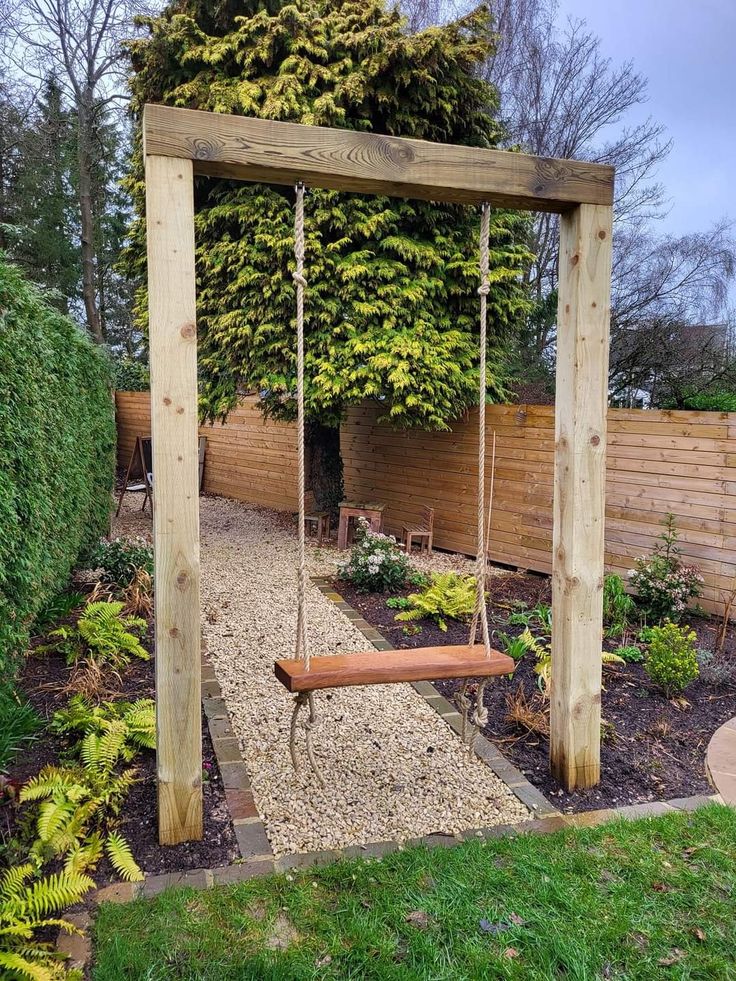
394, 573, 478, 631
0, 865, 93, 980
51, 696, 155, 760
45, 601, 148, 670
20, 738, 140, 882
105, 832, 143, 882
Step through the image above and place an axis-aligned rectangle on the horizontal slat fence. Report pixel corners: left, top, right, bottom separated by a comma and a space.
116, 392, 736, 617
116, 391, 301, 511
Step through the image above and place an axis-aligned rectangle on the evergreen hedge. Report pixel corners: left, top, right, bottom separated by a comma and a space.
0, 255, 115, 669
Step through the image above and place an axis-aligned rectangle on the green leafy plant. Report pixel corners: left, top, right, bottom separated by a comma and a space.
644, 621, 700, 697
613, 644, 645, 664
19, 722, 144, 882
0, 684, 41, 771
394, 573, 477, 631
603, 574, 636, 637
338, 519, 414, 593
50, 695, 155, 760
629, 515, 703, 622
386, 596, 411, 611
495, 628, 537, 661
0, 863, 94, 980
507, 603, 551, 631
43, 601, 148, 669
88, 537, 153, 590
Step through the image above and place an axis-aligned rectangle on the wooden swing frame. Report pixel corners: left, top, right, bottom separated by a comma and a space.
143, 103, 614, 845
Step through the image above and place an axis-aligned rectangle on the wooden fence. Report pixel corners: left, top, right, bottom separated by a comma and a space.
116, 392, 736, 617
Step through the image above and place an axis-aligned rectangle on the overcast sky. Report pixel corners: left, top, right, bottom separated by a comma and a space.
557, 0, 735, 239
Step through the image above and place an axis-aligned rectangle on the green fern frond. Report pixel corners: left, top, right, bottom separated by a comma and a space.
105, 832, 143, 882
63, 833, 104, 875
0, 866, 35, 903
0, 949, 59, 980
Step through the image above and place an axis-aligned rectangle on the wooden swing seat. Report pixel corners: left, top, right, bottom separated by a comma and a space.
274, 644, 514, 693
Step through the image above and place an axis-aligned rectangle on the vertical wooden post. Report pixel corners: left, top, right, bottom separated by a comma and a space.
145, 154, 203, 844
550, 203, 613, 791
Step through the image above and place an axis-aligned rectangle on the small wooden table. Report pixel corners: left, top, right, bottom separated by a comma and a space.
337, 501, 386, 550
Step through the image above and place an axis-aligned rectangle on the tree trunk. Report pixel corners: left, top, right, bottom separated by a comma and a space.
306, 421, 344, 519
77, 94, 103, 343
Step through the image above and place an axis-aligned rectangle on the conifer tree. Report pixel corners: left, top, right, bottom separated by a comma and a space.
125, 0, 532, 509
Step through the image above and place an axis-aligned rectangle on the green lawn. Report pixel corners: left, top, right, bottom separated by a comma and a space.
93, 805, 736, 980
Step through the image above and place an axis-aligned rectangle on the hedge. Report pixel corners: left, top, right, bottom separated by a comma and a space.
0, 255, 115, 669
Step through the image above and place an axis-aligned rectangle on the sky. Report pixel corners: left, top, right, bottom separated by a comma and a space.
557, 0, 735, 239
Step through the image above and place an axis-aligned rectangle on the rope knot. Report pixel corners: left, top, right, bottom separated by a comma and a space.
293, 271, 307, 289
477, 281, 490, 296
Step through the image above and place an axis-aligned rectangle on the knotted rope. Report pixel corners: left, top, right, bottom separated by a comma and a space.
289, 182, 323, 787
458, 202, 493, 750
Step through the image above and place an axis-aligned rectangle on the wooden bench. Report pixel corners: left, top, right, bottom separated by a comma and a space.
274, 644, 514, 693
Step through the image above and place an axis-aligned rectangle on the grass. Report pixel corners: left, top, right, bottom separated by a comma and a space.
92, 805, 736, 980
0, 682, 41, 771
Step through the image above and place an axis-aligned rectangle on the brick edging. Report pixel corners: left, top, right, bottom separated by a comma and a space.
200, 636, 275, 866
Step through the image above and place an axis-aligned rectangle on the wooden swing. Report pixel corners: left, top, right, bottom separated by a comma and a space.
274, 185, 513, 775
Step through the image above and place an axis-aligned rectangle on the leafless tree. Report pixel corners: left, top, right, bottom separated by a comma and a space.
3, 0, 148, 342
609, 222, 736, 404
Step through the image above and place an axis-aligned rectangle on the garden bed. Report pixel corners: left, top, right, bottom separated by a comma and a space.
2, 614, 238, 889
335, 572, 736, 813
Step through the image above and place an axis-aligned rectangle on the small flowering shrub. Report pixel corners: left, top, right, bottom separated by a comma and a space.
338, 519, 415, 592
628, 514, 703, 622
644, 621, 699, 697
89, 537, 153, 589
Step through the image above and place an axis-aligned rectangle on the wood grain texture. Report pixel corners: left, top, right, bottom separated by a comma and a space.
549, 203, 613, 791
274, 645, 515, 692
116, 392, 736, 616
142, 104, 614, 212
146, 155, 203, 845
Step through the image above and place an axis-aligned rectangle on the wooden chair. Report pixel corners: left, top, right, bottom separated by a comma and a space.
116, 435, 207, 516
402, 506, 434, 554
304, 511, 330, 544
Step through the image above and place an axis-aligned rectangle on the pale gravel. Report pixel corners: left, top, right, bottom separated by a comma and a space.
114, 494, 529, 856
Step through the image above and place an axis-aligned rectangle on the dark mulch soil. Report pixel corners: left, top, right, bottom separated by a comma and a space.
2, 621, 237, 885
336, 572, 736, 813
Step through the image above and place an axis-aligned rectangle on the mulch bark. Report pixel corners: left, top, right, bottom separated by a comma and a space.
2, 616, 237, 886
336, 573, 736, 813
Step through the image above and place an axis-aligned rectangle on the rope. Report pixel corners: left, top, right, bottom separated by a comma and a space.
289, 184, 325, 785
457, 203, 493, 747
293, 182, 310, 672
469, 202, 492, 660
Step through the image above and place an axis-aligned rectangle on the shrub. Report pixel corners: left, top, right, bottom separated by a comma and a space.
0, 256, 115, 671
88, 537, 153, 589
394, 573, 477, 631
629, 514, 703, 622
696, 648, 736, 689
338, 519, 415, 592
43, 601, 148, 669
113, 355, 149, 391
603, 574, 636, 636
644, 621, 699, 697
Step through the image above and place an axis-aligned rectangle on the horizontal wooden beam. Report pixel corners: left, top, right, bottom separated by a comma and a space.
143, 104, 614, 212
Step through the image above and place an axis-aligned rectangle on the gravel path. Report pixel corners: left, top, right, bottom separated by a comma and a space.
115, 495, 528, 855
